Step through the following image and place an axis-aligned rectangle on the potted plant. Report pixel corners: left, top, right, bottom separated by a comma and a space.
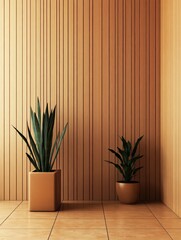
105, 136, 143, 204
13, 98, 68, 211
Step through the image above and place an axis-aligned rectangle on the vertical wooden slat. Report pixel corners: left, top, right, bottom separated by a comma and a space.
155, 0, 160, 201
4, 0, 10, 200
73, 0, 77, 200
36, 0, 41, 99
30, 0, 35, 110
22, 0, 27, 200
125, 0, 132, 139
102, 0, 109, 200
59, 0, 64, 200
83, 0, 90, 200
0, 0, 4, 200
43, 0, 47, 107
50, 0, 57, 169
46, 0, 51, 105
178, 0, 181, 217
109, 0, 116, 200
68, 0, 74, 200
63, 0, 69, 200
17, 0, 23, 200
149, 0, 156, 200
89, 0, 93, 200
131, 0, 135, 142
56, 0, 60, 170
117, 0, 124, 185
92, 0, 101, 200
77, 0, 84, 200
139, 0, 147, 200
9, 0, 17, 200
40, 0, 44, 106
134, 0, 140, 184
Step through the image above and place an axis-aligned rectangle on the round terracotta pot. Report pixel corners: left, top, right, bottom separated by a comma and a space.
116, 181, 139, 204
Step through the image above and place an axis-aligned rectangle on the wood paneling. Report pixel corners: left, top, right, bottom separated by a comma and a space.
0, 0, 160, 201
161, 0, 181, 216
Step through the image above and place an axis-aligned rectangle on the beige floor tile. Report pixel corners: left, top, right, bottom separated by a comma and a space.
0, 218, 54, 229
106, 218, 161, 228
0, 201, 21, 208
159, 219, 181, 228
103, 203, 148, 212
0, 229, 50, 240
57, 210, 104, 219
54, 219, 106, 229
9, 209, 57, 219
147, 203, 179, 218
50, 228, 108, 240
108, 229, 172, 240
0, 210, 13, 218
166, 229, 181, 239
16, 202, 29, 210
104, 210, 154, 219
0, 219, 5, 224
152, 210, 178, 219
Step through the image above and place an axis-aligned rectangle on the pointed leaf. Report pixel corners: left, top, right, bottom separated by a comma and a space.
108, 148, 124, 164
26, 153, 39, 171
49, 132, 60, 165
27, 125, 41, 170
132, 166, 143, 175
51, 123, 68, 169
13, 125, 35, 163
37, 98, 41, 126
104, 160, 125, 179
131, 135, 144, 157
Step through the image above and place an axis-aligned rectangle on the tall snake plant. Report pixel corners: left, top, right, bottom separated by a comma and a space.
13, 98, 68, 172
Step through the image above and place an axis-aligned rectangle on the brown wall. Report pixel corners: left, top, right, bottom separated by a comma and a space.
0, 0, 160, 201
161, 0, 181, 216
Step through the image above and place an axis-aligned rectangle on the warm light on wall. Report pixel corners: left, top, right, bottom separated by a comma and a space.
0, 0, 160, 201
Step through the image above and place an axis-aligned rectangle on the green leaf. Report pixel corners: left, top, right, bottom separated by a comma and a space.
26, 153, 39, 171
127, 141, 132, 156
132, 166, 143, 176
108, 148, 124, 164
129, 154, 143, 166
49, 132, 60, 167
51, 123, 68, 169
27, 125, 41, 170
37, 98, 41, 126
47, 107, 56, 165
131, 135, 144, 157
30, 108, 41, 150
104, 160, 125, 179
121, 136, 128, 152
13, 125, 35, 163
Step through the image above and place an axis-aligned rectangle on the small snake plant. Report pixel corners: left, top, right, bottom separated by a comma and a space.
13, 98, 68, 172
105, 136, 143, 182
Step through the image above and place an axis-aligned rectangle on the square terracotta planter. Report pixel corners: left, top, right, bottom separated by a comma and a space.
29, 170, 61, 211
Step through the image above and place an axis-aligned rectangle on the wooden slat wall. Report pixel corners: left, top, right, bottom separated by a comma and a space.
161, 0, 181, 216
0, 0, 160, 201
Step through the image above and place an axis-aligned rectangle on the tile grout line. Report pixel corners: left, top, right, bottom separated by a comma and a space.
47, 209, 59, 240
0, 201, 23, 226
146, 204, 174, 240
102, 202, 110, 240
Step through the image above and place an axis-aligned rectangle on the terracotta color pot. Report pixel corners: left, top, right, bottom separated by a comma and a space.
29, 170, 61, 211
116, 181, 139, 204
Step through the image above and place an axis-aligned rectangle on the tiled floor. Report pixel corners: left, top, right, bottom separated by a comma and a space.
0, 201, 180, 239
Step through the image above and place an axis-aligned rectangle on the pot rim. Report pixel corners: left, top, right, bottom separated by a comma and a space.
30, 169, 61, 174
116, 181, 139, 184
